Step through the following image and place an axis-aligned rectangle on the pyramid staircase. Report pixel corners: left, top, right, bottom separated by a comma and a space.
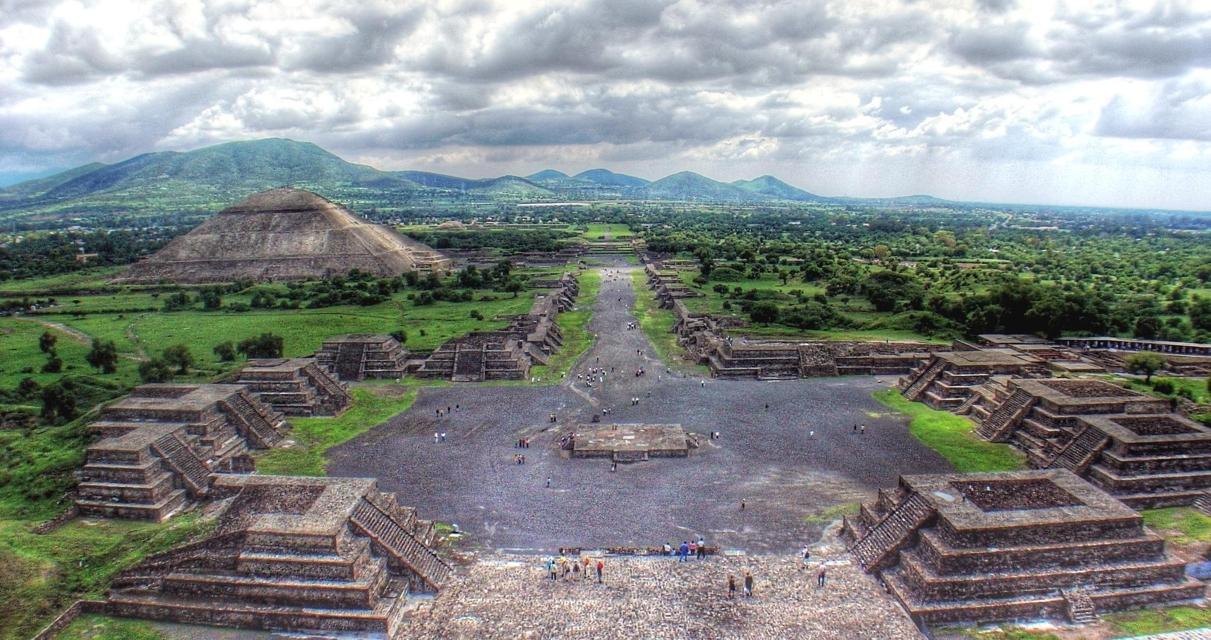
848, 492, 936, 572
976, 388, 1036, 442
1046, 426, 1110, 475
902, 359, 946, 401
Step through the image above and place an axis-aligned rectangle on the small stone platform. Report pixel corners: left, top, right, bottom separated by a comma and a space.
842, 470, 1204, 625
565, 424, 695, 462
235, 357, 352, 416
103, 475, 451, 638
75, 384, 290, 521
316, 334, 408, 381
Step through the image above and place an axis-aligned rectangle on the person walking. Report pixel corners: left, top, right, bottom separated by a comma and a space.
546, 476, 552, 489
596, 558, 604, 583
817, 565, 827, 588
743, 571, 754, 597
727, 574, 737, 599
800, 545, 811, 570
697, 536, 706, 560
678, 541, 689, 562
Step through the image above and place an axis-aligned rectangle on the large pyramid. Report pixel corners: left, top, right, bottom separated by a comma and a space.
115, 187, 450, 283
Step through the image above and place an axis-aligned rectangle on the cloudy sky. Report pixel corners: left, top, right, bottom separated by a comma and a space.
2, 0, 1211, 210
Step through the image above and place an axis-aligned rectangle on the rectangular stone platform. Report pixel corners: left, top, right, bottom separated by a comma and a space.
569, 424, 691, 461
236, 357, 352, 417
843, 470, 1204, 626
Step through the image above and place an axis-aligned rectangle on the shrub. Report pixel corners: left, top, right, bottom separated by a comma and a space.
139, 357, 173, 383
237, 333, 284, 359
213, 342, 236, 362
1151, 379, 1175, 395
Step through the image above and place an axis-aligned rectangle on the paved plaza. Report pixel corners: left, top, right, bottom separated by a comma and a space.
327, 265, 953, 552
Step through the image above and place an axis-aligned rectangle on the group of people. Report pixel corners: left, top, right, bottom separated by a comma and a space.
434, 404, 459, 418
545, 555, 605, 583
664, 536, 709, 561
433, 432, 447, 443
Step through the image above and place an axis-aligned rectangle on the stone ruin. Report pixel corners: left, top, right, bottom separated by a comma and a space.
898, 350, 1050, 411
75, 384, 290, 521
961, 377, 1211, 508
316, 334, 409, 382
102, 475, 451, 638
414, 273, 579, 382
842, 469, 1202, 625
975, 334, 1107, 374
561, 423, 698, 462
234, 357, 352, 417
644, 263, 703, 308
114, 187, 450, 284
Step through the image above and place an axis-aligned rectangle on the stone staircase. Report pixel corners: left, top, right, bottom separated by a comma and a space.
219, 393, 285, 448
335, 341, 367, 381
150, 434, 211, 498
350, 499, 452, 592
452, 346, 485, 382
903, 359, 946, 401
1194, 492, 1211, 516
1063, 589, 1098, 624
1046, 426, 1110, 475
976, 388, 1036, 442
849, 492, 936, 572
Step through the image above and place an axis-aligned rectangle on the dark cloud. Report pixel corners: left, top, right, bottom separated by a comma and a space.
287, 3, 425, 72
1095, 78, 1211, 141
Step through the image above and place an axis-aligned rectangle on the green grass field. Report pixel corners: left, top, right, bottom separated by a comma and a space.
0, 514, 211, 640
629, 270, 705, 374
582, 223, 633, 239
872, 389, 1025, 472
255, 383, 432, 476
1141, 507, 1211, 544
529, 270, 601, 382
58, 615, 163, 640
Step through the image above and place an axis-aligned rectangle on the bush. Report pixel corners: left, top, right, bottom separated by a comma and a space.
213, 341, 236, 362
162, 291, 193, 311
138, 357, 173, 383
86, 339, 119, 374
749, 301, 779, 324
161, 344, 194, 374
237, 333, 284, 359
710, 266, 744, 282
41, 356, 63, 373
390, 330, 407, 345
1151, 379, 1175, 395
40, 383, 77, 422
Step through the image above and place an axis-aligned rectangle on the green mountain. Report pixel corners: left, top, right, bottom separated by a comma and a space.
572, 168, 649, 188
0, 138, 864, 222
732, 175, 824, 202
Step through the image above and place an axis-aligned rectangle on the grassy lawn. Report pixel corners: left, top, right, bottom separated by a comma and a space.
529, 269, 601, 383
255, 383, 432, 476
802, 502, 859, 525
629, 269, 705, 374
582, 223, 633, 239
0, 514, 211, 640
0, 318, 140, 389
58, 615, 163, 639
873, 388, 1025, 472
1141, 507, 1211, 544
1104, 605, 1211, 636
0, 267, 126, 293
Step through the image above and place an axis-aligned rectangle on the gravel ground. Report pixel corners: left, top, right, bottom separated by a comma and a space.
326, 266, 953, 552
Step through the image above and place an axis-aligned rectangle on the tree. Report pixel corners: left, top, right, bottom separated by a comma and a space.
86, 339, 119, 374
161, 344, 194, 374
40, 383, 77, 422
162, 291, 193, 311
1133, 315, 1160, 340
38, 331, 57, 354
213, 341, 236, 362
504, 278, 524, 298
199, 288, 223, 310
1125, 352, 1165, 382
1190, 296, 1211, 333
749, 301, 779, 324
40, 356, 62, 373
237, 333, 284, 359
16, 377, 40, 400
138, 357, 173, 383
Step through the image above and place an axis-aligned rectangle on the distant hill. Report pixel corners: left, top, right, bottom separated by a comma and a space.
572, 168, 650, 188
732, 175, 825, 202
0, 137, 958, 222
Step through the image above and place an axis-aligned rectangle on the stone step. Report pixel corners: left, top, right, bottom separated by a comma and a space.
104, 591, 403, 636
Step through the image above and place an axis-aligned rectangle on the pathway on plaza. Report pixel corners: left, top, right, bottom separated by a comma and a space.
326, 263, 953, 553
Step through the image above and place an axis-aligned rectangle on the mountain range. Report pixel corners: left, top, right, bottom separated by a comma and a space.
0, 138, 950, 221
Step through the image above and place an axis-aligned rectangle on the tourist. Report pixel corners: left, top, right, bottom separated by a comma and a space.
817, 565, 827, 588
546, 557, 557, 581
860, 424, 866, 434
697, 536, 707, 559
728, 574, 737, 598
688, 540, 697, 558
546, 476, 552, 489
740, 499, 746, 511
596, 558, 604, 583
663, 542, 672, 555
434, 432, 439, 444
800, 545, 811, 569
743, 571, 754, 597
808, 430, 814, 439
679, 540, 689, 562
583, 556, 592, 580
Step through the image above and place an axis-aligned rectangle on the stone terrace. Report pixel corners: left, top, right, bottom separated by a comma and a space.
75, 384, 289, 521
963, 378, 1211, 507
842, 470, 1204, 625
316, 334, 409, 381
104, 475, 451, 638
234, 357, 352, 417
401, 550, 922, 639
898, 349, 1048, 411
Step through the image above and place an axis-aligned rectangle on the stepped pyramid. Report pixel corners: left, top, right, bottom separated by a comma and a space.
115, 187, 450, 283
